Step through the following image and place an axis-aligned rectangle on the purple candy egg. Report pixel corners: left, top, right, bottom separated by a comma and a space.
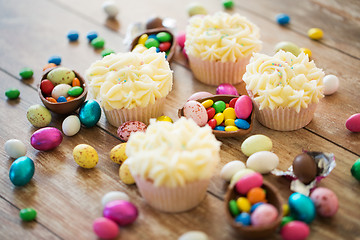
30, 127, 63, 151
216, 83, 238, 96
103, 200, 138, 226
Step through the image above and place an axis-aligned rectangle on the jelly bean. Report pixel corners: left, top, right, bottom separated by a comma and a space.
276, 13, 290, 25
300, 47, 312, 58
72, 77, 81, 87
247, 187, 266, 204
229, 97, 238, 108
222, 0, 234, 9
225, 126, 239, 132
251, 203, 278, 227
236, 197, 251, 212
223, 107, 236, 120
207, 119, 217, 129
225, 119, 235, 126
176, 31, 186, 49
86, 31, 98, 42
288, 192, 316, 224
308, 28, 323, 40
9, 156, 35, 186
157, 115, 173, 122
346, 113, 360, 132
213, 101, 226, 113
310, 187, 339, 217
283, 204, 290, 216
187, 2, 207, 17
280, 221, 310, 240
213, 113, 224, 125
214, 126, 225, 131
101, 48, 115, 57
281, 216, 294, 227
66, 96, 76, 102
220, 161, 245, 181
207, 107, 215, 119
40, 79, 55, 96
91, 37, 105, 49
5, 88, 20, 99
20, 208, 37, 221
235, 212, 251, 226
235, 95, 252, 119
323, 74, 339, 95
102, 1, 119, 18
46, 97, 57, 103
201, 99, 213, 109
43, 63, 57, 71
235, 172, 263, 195
250, 202, 264, 213
138, 34, 148, 45
68, 86, 83, 97
19, 67, 33, 79
274, 41, 301, 56
225, 103, 229, 108
351, 158, 360, 181
156, 32, 172, 42
145, 38, 160, 48
241, 134, 273, 157
216, 83, 238, 95
93, 217, 119, 240
228, 200, 240, 216
234, 119, 250, 130
159, 42, 171, 52
48, 55, 61, 65
57, 96, 67, 102
67, 30, 79, 41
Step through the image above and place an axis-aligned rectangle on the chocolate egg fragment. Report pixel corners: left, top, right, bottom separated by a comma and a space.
292, 153, 317, 184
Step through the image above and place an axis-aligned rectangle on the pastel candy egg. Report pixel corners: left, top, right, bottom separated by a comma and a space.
275, 41, 301, 56
4, 139, 27, 159
246, 151, 279, 174
346, 113, 360, 132
119, 161, 135, 184
187, 2, 207, 16
9, 156, 35, 186
241, 134, 273, 157
117, 121, 147, 142
323, 74, 339, 95
351, 158, 360, 181
230, 168, 255, 188
19, 208, 37, 221
234, 119, 250, 130
79, 100, 101, 128
102, 191, 130, 207
288, 192, 316, 223
235, 212, 251, 226
220, 160, 245, 181
187, 92, 213, 101
48, 55, 61, 65
110, 143, 127, 164
5, 88, 20, 99
310, 187, 338, 217
93, 217, 119, 240
40, 79, 55, 96
216, 83, 238, 96
183, 100, 208, 127
73, 144, 98, 168
308, 28, 323, 40
234, 95, 252, 119
51, 84, 71, 99
27, 104, 52, 128
19, 67, 34, 79
251, 203, 278, 227
47, 67, 75, 85
102, 1, 119, 18
103, 200, 138, 226
178, 231, 209, 240
276, 13, 290, 25
235, 172, 263, 195
31, 127, 63, 151
280, 221, 310, 240
176, 31, 186, 49
62, 115, 81, 136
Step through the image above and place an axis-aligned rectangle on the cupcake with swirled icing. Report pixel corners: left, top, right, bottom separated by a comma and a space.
243, 50, 324, 131
185, 12, 262, 86
126, 117, 221, 212
85, 48, 173, 127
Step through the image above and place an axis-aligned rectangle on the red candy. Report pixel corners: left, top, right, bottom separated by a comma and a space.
207, 107, 216, 119
207, 118, 217, 129
229, 97, 238, 108
159, 42, 171, 52
40, 79, 55, 96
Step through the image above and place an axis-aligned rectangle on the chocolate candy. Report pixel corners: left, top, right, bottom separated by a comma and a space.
67, 30, 79, 41
292, 153, 317, 184
19, 67, 33, 79
73, 144, 99, 168
4, 139, 27, 159
229, 199, 240, 216
235, 172, 263, 195
57, 96, 67, 102
308, 28, 323, 40
31, 127, 63, 151
27, 104, 52, 128
102, 191, 130, 207
19, 208, 37, 221
251, 204, 278, 227
86, 31, 98, 42
213, 100, 226, 113
110, 143, 127, 164
220, 161, 245, 181
52, 84, 71, 100
346, 113, 360, 132
351, 158, 360, 181
48, 55, 61, 65
145, 38, 160, 48
40, 79, 55, 96
276, 13, 290, 25
91, 37, 105, 49
101, 48, 115, 57
300, 47, 312, 58
5, 88, 20, 99
145, 16, 163, 29
222, 0, 234, 9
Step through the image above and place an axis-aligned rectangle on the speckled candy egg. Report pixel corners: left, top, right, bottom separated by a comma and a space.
288, 192, 316, 223
62, 115, 81, 137
183, 100, 208, 127
246, 151, 279, 174
73, 144, 98, 168
110, 143, 127, 164
4, 139, 27, 158
31, 127, 63, 151
117, 121, 147, 142
51, 84, 71, 100
251, 203, 278, 226
27, 104, 52, 128
79, 100, 101, 128
280, 221, 310, 240
119, 161, 135, 184
102, 191, 130, 207
47, 67, 75, 85
93, 217, 119, 240
220, 160, 245, 181
103, 200, 138, 226
9, 156, 35, 186
310, 187, 338, 217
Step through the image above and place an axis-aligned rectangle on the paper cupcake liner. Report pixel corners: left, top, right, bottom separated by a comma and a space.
103, 98, 166, 127
134, 176, 210, 213
188, 55, 251, 86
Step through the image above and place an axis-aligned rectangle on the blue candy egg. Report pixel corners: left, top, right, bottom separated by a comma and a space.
276, 13, 290, 25
48, 55, 61, 65
86, 31, 98, 42
234, 119, 250, 129
67, 30, 79, 41
79, 100, 101, 127
235, 212, 251, 226
214, 126, 225, 131
9, 156, 35, 186
288, 192, 316, 224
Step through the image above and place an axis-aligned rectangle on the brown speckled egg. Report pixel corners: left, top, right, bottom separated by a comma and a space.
117, 121, 147, 142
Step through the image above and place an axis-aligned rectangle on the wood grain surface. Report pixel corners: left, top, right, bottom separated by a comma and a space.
1, 0, 359, 239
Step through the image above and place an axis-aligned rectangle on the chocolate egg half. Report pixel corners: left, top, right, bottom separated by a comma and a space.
292, 153, 317, 184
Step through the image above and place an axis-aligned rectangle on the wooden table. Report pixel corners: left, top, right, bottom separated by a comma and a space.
1, 0, 359, 239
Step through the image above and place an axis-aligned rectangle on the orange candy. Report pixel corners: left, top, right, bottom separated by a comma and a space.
45, 97, 57, 103
66, 96, 76, 102
72, 77, 81, 87
43, 63, 57, 71
247, 187, 266, 204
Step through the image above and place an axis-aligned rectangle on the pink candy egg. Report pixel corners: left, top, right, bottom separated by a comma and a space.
216, 83, 238, 96
30, 127, 63, 151
187, 92, 213, 101
251, 203, 278, 226
310, 187, 339, 217
183, 100, 208, 127
103, 200, 138, 226
117, 121, 147, 142
346, 113, 360, 132
235, 172, 263, 195
235, 95, 253, 119
176, 31, 186, 49
93, 217, 119, 240
280, 221, 310, 240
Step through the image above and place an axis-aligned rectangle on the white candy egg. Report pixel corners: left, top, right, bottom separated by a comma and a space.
323, 74, 339, 95
51, 84, 71, 100
62, 115, 81, 136
101, 191, 130, 207
4, 139, 27, 158
246, 151, 279, 174
102, 1, 119, 18
178, 231, 209, 240
220, 160, 246, 181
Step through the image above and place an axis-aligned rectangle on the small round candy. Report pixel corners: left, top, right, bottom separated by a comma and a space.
274, 41, 301, 56
102, 1, 119, 18
57, 96, 67, 102
280, 221, 310, 240
206, 107, 216, 119
225, 125, 239, 132
283, 203, 290, 216
159, 42, 171, 52
216, 83, 238, 96
40, 79, 55, 96
223, 107, 236, 120
48, 55, 61, 65
251, 203, 278, 226
62, 115, 81, 137
346, 113, 360, 132
19, 67, 33, 79
156, 32, 172, 42
351, 158, 360, 181
308, 28, 323, 40
178, 231, 209, 240
103, 200, 138, 226
214, 125, 225, 131
213, 113, 224, 125
236, 197, 251, 212
247, 187, 266, 204
102, 191, 130, 207
91, 37, 105, 49
176, 31, 186, 49
67, 30, 79, 41
225, 119, 235, 126
86, 31, 98, 42
201, 99, 214, 109
110, 143, 127, 164
207, 118, 217, 129
68, 86, 83, 97
187, 2, 207, 17
138, 34, 148, 45
93, 217, 119, 240
213, 101, 226, 113
276, 13, 290, 25
5, 88, 20, 99
323, 74, 339, 95
222, 0, 234, 9
101, 48, 115, 57
145, 38, 160, 49
234, 95, 252, 119
4, 139, 27, 159
19, 208, 37, 221
250, 202, 264, 213
220, 160, 245, 181
235, 212, 251, 226
228, 199, 240, 216
156, 115, 173, 123
300, 47, 312, 58
281, 216, 294, 227
234, 119, 250, 129
73, 144, 99, 168
119, 162, 135, 184
310, 187, 339, 217
27, 104, 52, 128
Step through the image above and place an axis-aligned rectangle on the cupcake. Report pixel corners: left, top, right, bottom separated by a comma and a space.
85, 48, 173, 127
126, 117, 221, 213
185, 12, 262, 86
243, 50, 324, 131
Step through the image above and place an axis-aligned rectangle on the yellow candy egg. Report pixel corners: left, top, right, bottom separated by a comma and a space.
237, 197, 251, 212
138, 34, 148, 45
308, 28, 323, 40
225, 125, 239, 132
156, 115, 173, 123
110, 143, 127, 165
213, 113, 224, 125
223, 107, 236, 120
201, 99, 213, 109
300, 48, 312, 58
225, 119, 235, 126
73, 144, 98, 168
119, 161, 135, 184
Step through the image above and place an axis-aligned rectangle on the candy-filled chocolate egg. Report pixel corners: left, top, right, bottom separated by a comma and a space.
288, 192, 316, 224
30, 127, 63, 151
79, 100, 101, 127
293, 153, 317, 184
9, 156, 35, 186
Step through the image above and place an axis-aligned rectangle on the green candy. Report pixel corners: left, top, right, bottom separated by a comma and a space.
101, 48, 115, 57
19, 67, 33, 79
145, 38, 160, 49
281, 216, 294, 227
68, 86, 83, 97
19, 208, 37, 221
351, 158, 360, 181
229, 200, 240, 217
5, 88, 20, 99
222, 0, 234, 9
156, 32, 172, 42
91, 37, 105, 49
274, 41, 301, 56
213, 101, 226, 113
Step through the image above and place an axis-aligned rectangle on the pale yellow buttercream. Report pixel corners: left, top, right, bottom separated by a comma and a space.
126, 118, 221, 188
243, 51, 324, 113
185, 12, 262, 62
85, 48, 173, 110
